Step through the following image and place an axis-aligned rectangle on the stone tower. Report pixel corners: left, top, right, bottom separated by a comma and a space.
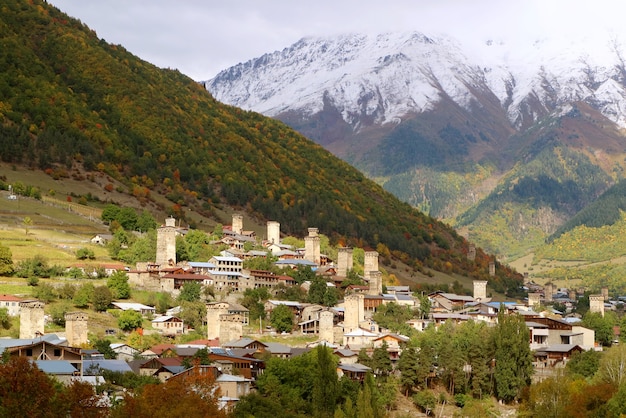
602, 286, 609, 302
473, 280, 488, 302
232, 214, 243, 235
219, 314, 243, 344
489, 261, 496, 277
337, 247, 353, 277
65, 312, 89, 347
467, 244, 476, 261
267, 221, 280, 245
19, 301, 45, 339
544, 283, 554, 302
363, 251, 379, 281
368, 271, 383, 296
343, 293, 364, 333
207, 302, 230, 340
589, 295, 605, 317
319, 310, 335, 344
156, 217, 177, 266
527, 292, 541, 309
304, 227, 320, 265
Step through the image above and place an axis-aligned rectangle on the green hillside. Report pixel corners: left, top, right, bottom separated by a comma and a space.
0, 0, 523, 294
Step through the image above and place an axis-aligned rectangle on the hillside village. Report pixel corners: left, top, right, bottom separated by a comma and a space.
0, 212, 612, 413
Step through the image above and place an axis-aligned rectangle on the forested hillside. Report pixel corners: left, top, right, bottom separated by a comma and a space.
0, 0, 522, 293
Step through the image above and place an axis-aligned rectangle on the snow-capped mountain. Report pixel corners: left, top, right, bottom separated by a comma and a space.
206, 31, 626, 257
207, 31, 626, 132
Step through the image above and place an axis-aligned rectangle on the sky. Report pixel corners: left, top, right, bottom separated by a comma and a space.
48, 0, 626, 81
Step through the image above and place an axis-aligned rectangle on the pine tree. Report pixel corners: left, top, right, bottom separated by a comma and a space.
312, 345, 339, 418
493, 309, 533, 402
398, 346, 419, 395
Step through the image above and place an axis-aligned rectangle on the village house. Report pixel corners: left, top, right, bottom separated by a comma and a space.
0, 334, 83, 374
209, 255, 243, 274
0, 294, 23, 316
109, 343, 140, 361
334, 348, 359, 365
430, 292, 475, 312
35, 360, 79, 384
187, 261, 216, 275
222, 338, 268, 354
337, 363, 371, 381
139, 357, 184, 382
160, 272, 212, 294
524, 316, 595, 350
90, 233, 113, 245
343, 328, 379, 350
151, 315, 184, 336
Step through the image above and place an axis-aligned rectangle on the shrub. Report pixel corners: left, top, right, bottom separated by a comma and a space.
76, 248, 95, 260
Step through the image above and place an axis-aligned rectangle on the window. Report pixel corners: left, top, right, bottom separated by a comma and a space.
54, 349, 61, 357
26, 349, 32, 357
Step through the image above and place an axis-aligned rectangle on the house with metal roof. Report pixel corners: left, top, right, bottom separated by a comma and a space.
151, 315, 184, 336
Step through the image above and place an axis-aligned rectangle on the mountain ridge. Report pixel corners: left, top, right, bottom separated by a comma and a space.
0, 0, 523, 294
207, 31, 626, 257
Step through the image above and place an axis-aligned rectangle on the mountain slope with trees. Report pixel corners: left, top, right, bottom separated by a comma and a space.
0, 0, 522, 293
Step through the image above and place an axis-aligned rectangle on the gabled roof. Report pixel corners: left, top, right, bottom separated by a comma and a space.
267, 299, 303, 307
0, 294, 22, 302
222, 338, 267, 349
183, 338, 221, 347
338, 363, 371, 373
211, 255, 243, 262
35, 360, 77, 375
111, 302, 155, 312
141, 357, 182, 367
374, 333, 410, 343
334, 348, 357, 357
144, 343, 176, 355
152, 315, 183, 323
541, 344, 583, 353
0, 334, 67, 350
188, 262, 217, 269
264, 342, 292, 355
83, 359, 133, 374
275, 259, 317, 266
344, 328, 378, 337
433, 293, 475, 302
162, 365, 186, 374
217, 373, 252, 383
110, 343, 139, 352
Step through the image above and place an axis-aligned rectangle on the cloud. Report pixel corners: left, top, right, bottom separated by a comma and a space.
49, 0, 626, 81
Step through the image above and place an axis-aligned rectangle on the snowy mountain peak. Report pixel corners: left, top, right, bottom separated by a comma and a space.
207, 31, 626, 131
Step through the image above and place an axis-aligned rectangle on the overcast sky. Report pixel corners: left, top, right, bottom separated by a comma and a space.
49, 0, 626, 81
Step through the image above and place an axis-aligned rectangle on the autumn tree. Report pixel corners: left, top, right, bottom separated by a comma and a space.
61, 379, 110, 418
111, 374, 226, 418
0, 356, 64, 417
598, 344, 626, 387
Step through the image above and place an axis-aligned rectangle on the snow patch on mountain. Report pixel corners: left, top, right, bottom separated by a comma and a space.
206, 31, 626, 130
